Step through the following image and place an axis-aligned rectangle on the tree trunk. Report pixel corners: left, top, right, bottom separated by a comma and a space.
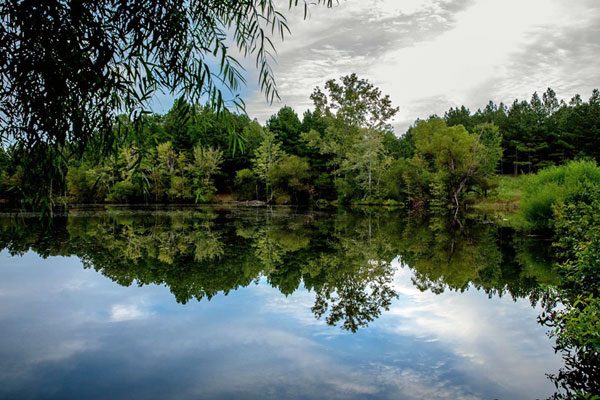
368, 160, 372, 198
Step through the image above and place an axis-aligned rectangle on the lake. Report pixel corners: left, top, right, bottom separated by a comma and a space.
0, 206, 564, 399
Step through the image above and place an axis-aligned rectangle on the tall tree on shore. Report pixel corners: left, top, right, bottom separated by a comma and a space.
253, 130, 284, 202
305, 74, 399, 202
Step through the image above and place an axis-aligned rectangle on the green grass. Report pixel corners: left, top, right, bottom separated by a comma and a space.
472, 174, 527, 212
472, 160, 600, 231
468, 174, 531, 228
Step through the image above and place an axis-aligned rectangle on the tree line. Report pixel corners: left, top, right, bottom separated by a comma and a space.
1, 75, 599, 211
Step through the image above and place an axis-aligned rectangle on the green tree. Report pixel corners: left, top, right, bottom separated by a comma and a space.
189, 146, 223, 202
269, 154, 312, 204
0, 0, 334, 152
311, 73, 399, 131
305, 74, 399, 202
413, 118, 490, 214
341, 128, 388, 200
234, 169, 259, 201
471, 123, 503, 196
266, 106, 304, 155
252, 130, 284, 202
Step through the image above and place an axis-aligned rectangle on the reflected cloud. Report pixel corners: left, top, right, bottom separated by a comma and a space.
382, 260, 562, 398
110, 302, 152, 322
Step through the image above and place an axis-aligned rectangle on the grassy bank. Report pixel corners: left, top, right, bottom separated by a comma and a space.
470, 174, 527, 212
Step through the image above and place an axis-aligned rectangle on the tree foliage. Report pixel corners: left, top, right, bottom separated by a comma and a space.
2, 75, 600, 212
0, 0, 333, 150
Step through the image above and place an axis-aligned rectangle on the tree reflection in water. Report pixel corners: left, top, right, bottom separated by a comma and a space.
0, 206, 592, 397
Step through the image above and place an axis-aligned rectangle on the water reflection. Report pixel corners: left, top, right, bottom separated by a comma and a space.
0, 206, 574, 399
0, 207, 557, 331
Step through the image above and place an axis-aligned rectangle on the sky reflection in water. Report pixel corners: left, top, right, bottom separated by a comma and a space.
0, 208, 562, 399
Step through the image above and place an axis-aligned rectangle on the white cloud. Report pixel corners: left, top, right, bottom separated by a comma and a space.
239, 0, 600, 133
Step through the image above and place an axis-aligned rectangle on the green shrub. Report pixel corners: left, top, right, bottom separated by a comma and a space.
552, 295, 600, 354
521, 160, 600, 230
234, 168, 258, 201
105, 181, 136, 203
66, 164, 109, 203
549, 183, 600, 356
269, 154, 312, 203
273, 191, 291, 204
66, 165, 93, 203
168, 176, 191, 201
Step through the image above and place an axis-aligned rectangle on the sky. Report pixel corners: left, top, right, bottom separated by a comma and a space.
203, 0, 600, 135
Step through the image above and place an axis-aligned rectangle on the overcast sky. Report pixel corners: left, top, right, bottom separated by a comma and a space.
222, 0, 597, 134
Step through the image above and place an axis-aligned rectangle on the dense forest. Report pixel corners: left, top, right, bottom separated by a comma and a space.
1, 75, 599, 213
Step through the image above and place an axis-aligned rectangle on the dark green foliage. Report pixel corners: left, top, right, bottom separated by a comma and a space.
267, 106, 305, 155
552, 183, 600, 298
404, 118, 502, 212
444, 105, 473, 131
234, 169, 258, 201
443, 89, 600, 174
106, 181, 137, 203
269, 154, 313, 204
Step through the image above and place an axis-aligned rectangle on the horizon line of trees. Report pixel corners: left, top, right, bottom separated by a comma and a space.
1, 75, 599, 212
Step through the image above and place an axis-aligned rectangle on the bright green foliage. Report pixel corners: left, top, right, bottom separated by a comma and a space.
252, 130, 284, 202
303, 74, 399, 203
269, 154, 312, 204
552, 295, 600, 353
552, 182, 600, 295
411, 118, 495, 212
521, 160, 600, 230
473, 123, 503, 173
311, 73, 399, 131
189, 146, 223, 202
340, 128, 389, 201
402, 155, 435, 206
64, 136, 225, 204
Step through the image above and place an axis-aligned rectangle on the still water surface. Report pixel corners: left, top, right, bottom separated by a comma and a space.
0, 206, 563, 399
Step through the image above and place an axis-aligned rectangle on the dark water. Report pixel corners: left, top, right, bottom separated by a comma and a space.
0, 206, 564, 399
